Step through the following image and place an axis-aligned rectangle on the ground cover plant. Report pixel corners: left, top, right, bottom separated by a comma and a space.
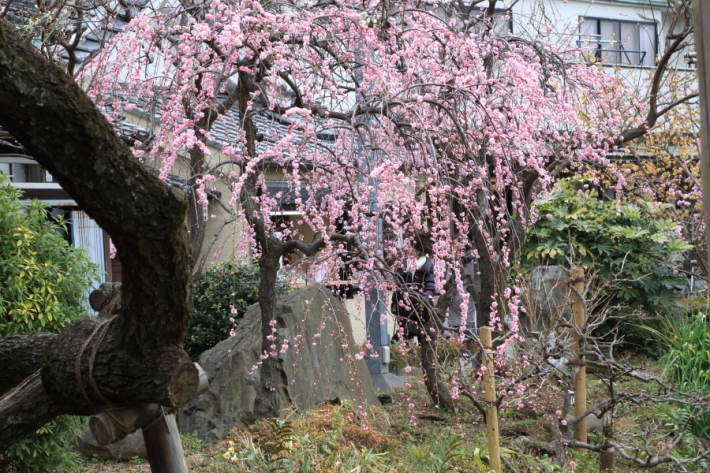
649, 312, 710, 441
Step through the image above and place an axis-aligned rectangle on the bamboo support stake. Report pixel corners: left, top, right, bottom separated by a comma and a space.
571, 267, 587, 449
480, 327, 501, 473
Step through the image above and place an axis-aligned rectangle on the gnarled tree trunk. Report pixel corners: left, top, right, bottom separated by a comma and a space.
0, 20, 200, 460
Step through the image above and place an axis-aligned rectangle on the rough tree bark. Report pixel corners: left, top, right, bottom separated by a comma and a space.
0, 19, 199, 453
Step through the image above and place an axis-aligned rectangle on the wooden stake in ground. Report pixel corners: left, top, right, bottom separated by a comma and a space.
600, 447, 616, 471
571, 267, 587, 449
480, 327, 501, 473
143, 412, 189, 473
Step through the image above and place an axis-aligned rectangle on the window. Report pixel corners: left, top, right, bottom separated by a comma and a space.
578, 17, 657, 67
0, 162, 54, 183
432, 4, 513, 36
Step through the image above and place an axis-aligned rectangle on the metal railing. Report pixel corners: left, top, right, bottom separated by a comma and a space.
576, 38, 648, 66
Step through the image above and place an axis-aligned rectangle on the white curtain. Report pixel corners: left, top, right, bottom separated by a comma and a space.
600, 20, 619, 64
620, 22, 640, 65
639, 23, 656, 67
71, 211, 106, 309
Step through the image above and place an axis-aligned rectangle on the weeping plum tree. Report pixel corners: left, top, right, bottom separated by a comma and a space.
77, 0, 640, 413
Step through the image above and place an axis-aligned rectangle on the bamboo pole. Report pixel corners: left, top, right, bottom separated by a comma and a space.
480, 327, 501, 473
571, 267, 587, 449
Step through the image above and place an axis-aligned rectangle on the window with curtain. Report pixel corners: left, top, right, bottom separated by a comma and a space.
578, 17, 657, 67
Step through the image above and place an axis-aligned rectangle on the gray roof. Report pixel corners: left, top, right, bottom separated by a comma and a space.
120, 99, 337, 158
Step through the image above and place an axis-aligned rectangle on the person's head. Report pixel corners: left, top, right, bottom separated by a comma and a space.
409, 231, 432, 257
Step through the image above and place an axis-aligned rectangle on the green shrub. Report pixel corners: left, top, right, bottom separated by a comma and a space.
186, 260, 287, 359
0, 176, 99, 335
3, 417, 84, 473
0, 174, 99, 472
521, 179, 690, 313
655, 312, 710, 440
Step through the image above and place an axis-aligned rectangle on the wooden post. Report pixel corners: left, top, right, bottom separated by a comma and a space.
141, 363, 208, 473
600, 447, 616, 471
143, 411, 188, 473
571, 267, 587, 448
480, 327, 501, 473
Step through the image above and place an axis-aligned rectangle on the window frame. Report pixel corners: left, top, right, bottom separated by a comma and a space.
578, 16, 658, 67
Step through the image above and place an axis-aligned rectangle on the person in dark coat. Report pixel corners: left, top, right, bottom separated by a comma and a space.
391, 238, 436, 343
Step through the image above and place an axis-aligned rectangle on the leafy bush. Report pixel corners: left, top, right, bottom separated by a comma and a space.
521, 180, 690, 312
0, 174, 99, 472
0, 176, 99, 335
3, 417, 84, 473
186, 260, 286, 359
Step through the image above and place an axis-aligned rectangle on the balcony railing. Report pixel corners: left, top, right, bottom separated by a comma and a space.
577, 38, 648, 66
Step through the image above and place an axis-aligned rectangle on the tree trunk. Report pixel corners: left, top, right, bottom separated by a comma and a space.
235, 70, 290, 420
252, 251, 288, 419
187, 144, 208, 272
0, 20, 198, 456
420, 320, 455, 410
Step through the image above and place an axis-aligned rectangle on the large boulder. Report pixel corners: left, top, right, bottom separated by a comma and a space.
521, 266, 572, 334
178, 285, 380, 442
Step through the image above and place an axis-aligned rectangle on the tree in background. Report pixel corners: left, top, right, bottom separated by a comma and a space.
592, 0, 702, 278
615, 88, 704, 280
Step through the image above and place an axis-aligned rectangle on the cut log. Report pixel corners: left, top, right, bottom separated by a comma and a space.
600, 448, 616, 471
90, 363, 209, 446
90, 282, 123, 312
90, 403, 162, 446
40, 316, 201, 412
